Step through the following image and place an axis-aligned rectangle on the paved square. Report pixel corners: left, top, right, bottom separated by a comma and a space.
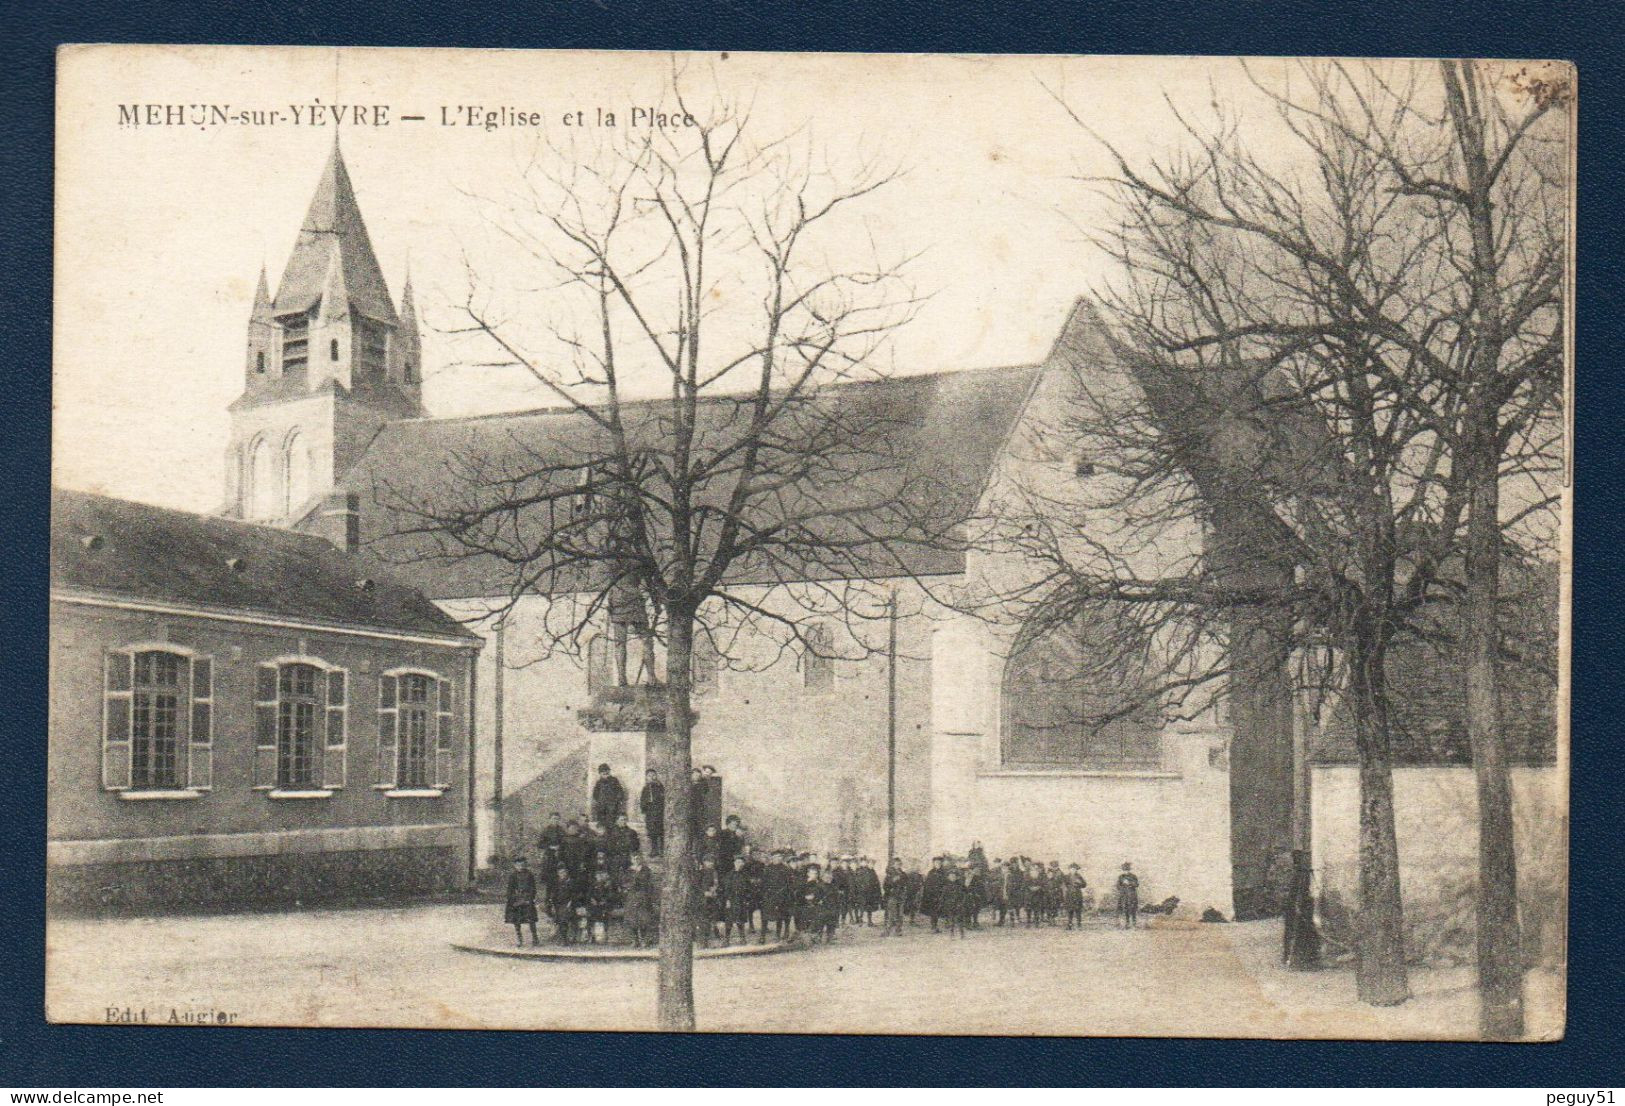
46, 903, 1562, 1038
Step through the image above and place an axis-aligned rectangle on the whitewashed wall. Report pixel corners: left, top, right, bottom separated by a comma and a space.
1310, 764, 1567, 963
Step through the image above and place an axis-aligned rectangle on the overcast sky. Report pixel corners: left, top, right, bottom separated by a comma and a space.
54, 48, 1327, 513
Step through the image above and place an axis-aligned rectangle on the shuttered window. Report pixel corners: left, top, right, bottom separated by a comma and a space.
379, 670, 452, 793
435, 677, 454, 789
323, 669, 347, 788
103, 648, 215, 793
377, 673, 399, 789
188, 656, 213, 790
254, 659, 347, 791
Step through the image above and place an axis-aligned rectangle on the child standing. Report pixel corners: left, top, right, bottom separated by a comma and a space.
504, 856, 540, 947
623, 854, 657, 949
1116, 862, 1141, 929
1064, 863, 1087, 930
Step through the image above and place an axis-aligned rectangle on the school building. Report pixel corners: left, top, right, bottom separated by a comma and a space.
48, 488, 482, 910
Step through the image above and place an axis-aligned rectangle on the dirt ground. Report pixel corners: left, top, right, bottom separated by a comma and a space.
44, 902, 1564, 1039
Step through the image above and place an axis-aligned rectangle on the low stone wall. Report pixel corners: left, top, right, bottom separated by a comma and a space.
1310, 764, 1566, 967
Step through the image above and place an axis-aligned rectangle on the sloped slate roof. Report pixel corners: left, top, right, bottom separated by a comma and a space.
272, 142, 399, 325
341, 363, 1044, 600
52, 488, 477, 642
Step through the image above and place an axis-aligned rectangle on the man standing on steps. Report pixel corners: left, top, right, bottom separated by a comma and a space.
591, 762, 627, 831
639, 768, 666, 856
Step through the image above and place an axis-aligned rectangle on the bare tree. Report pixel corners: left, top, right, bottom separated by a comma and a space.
369, 74, 952, 1030
1030, 59, 1565, 1018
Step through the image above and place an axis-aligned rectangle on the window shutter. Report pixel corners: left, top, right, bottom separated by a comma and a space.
377, 674, 398, 788
323, 668, 347, 789
187, 655, 214, 791
434, 677, 453, 789
102, 650, 133, 790
253, 663, 278, 789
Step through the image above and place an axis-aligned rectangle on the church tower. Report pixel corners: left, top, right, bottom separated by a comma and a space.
225, 140, 422, 525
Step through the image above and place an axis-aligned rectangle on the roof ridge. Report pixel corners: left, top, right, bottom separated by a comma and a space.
386, 361, 1046, 428
54, 486, 337, 547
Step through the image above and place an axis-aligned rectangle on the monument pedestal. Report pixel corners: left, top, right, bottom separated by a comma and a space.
577, 686, 694, 834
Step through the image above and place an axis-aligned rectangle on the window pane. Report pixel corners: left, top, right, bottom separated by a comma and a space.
399, 708, 430, 787
191, 701, 212, 746
1001, 613, 1162, 770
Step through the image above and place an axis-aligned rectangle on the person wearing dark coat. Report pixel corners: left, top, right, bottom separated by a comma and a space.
882, 859, 907, 936
504, 857, 540, 947
721, 856, 754, 945
1064, 864, 1088, 930
921, 856, 948, 933
696, 858, 722, 948
1046, 862, 1066, 925
699, 824, 722, 869
830, 859, 852, 927
739, 845, 765, 934
760, 851, 796, 942
687, 768, 708, 848
591, 764, 627, 830
536, 813, 565, 915
854, 858, 882, 925
639, 770, 666, 856
586, 870, 620, 945
1116, 862, 1141, 929
813, 867, 840, 943
796, 865, 823, 941
941, 869, 968, 938
1006, 861, 1029, 927
605, 814, 641, 884
557, 821, 595, 902
717, 816, 745, 874
622, 855, 658, 948
964, 865, 985, 929
903, 862, 925, 924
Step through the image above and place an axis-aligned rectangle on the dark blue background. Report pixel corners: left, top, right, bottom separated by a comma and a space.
2, 0, 1619, 1087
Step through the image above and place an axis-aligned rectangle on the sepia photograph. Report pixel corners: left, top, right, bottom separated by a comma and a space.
47, 45, 1572, 1040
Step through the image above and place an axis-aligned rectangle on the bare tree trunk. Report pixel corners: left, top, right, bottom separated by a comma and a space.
1462, 433, 1524, 1039
1440, 58, 1527, 1040
657, 605, 697, 1031
1349, 628, 1410, 1005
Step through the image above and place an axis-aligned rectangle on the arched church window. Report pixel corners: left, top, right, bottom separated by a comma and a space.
403, 359, 415, 384
330, 338, 340, 362
248, 438, 277, 520
284, 431, 310, 514
256, 351, 266, 375
1001, 607, 1164, 770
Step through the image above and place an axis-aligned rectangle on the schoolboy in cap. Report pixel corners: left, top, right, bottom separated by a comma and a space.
504, 856, 540, 947
1116, 861, 1141, 929
1064, 863, 1088, 930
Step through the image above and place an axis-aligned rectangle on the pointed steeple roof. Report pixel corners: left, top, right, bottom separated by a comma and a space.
399, 264, 419, 328
272, 140, 399, 325
250, 265, 274, 323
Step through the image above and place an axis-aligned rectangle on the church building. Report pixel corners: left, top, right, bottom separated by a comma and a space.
213, 144, 1343, 921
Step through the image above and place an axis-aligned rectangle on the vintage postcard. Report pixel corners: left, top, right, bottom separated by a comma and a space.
47, 46, 1571, 1039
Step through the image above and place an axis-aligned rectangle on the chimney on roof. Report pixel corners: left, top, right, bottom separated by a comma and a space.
306, 491, 361, 554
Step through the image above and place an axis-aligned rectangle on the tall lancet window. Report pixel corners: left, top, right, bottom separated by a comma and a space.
284, 431, 310, 515
1001, 606, 1165, 770
249, 438, 277, 520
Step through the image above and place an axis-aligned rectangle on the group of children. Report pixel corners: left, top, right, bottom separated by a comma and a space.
504, 816, 1152, 949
